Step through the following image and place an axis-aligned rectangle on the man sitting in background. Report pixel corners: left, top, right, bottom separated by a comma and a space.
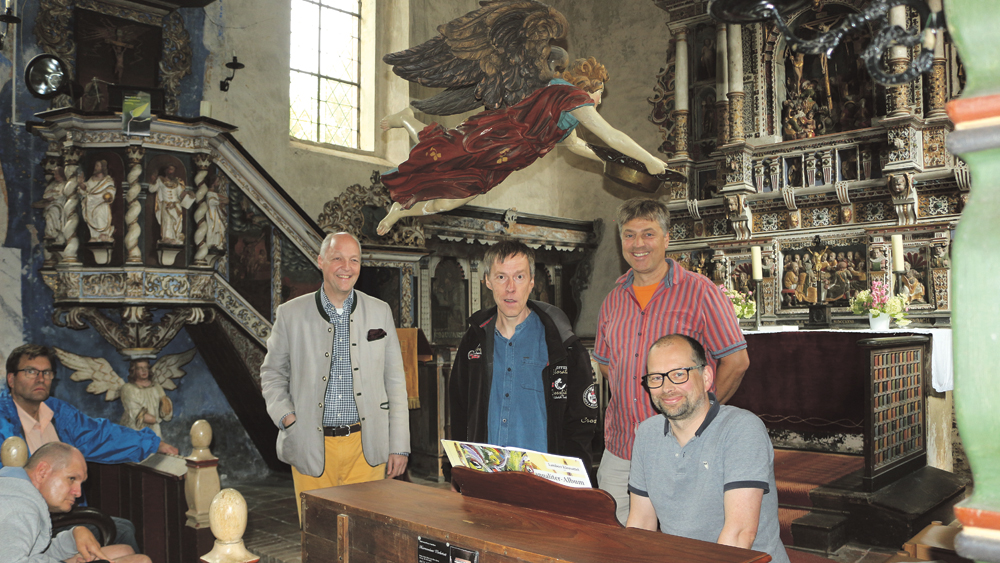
0, 344, 179, 552
0, 441, 150, 562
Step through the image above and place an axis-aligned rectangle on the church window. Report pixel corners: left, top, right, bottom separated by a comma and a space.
289, 0, 373, 149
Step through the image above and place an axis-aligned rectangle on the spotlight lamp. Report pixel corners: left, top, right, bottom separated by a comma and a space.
220, 55, 245, 92
0, 6, 21, 50
707, 0, 945, 85
24, 54, 77, 101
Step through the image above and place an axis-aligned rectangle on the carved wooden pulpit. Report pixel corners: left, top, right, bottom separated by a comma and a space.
302, 467, 772, 563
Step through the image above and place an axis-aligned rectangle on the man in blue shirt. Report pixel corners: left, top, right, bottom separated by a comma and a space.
451, 240, 597, 474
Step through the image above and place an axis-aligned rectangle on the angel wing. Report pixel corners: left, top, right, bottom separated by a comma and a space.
384, 0, 568, 115
150, 348, 197, 391
55, 348, 125, 401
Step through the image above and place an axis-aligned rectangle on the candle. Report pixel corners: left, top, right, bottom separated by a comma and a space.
891, 235, 905, 272
751, 246, 762, 280
200, 101, 212, 118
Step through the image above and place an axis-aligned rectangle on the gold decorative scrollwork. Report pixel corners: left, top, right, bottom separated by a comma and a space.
317, 171, 425, 248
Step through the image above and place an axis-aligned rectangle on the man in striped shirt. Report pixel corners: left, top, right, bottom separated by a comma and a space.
593, 198, 749, 524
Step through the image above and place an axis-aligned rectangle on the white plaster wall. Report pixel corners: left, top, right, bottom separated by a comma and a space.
199, 0, 411, 215
200, 0, 672, 337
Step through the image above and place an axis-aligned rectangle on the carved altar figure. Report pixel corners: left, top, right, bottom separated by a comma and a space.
55, 348, 196, 437
783, 261, 803, 305
375, 1, 666, 235
149, 165, 195, 244
36, 165, 67, 243
931, 245, 950, 268
80, 160, 116, 242
205, 177, 230, 250
900, 264, 926, 304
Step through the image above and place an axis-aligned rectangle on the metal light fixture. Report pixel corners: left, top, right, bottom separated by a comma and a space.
707, 0, 944, 85
0, 6, 21, 50
219, 55, 245, 91
24, 54, 76, 100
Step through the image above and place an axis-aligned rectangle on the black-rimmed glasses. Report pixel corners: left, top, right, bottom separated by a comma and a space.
642, 364, 705, 389
18, 367, 55, 380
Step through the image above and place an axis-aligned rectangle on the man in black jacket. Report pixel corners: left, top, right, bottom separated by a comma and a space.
450, 240, 598, 478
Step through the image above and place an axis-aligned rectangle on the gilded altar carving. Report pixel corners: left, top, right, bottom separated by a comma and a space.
923, 128, 947, 168
54, 306, 211, 357
82, 273, 126, 297
159, 11, 192, 115
60, 148, 83, 264
125, 146, 144, 263
887, 58, 911, 116
927, 59, 947, 115
887, 127, 916, 164
728, 92, 745, 142
144, 273, 191, 298
931, 268, 949, 310
317, 172, 425, 248
673, 111, 689, 155
213, 280, 271, 344
648, 42, 678, 157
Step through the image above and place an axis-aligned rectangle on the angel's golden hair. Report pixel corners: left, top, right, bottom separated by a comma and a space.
560, 57, 609, 94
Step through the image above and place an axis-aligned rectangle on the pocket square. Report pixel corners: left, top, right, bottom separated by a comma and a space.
367, 328, 387, 341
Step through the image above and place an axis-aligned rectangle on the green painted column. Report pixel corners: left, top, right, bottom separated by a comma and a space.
946, 0, 1000, 528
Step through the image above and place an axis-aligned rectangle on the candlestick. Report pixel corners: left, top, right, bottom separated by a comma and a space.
891, 235, 905, 272
751, 246, 762, 280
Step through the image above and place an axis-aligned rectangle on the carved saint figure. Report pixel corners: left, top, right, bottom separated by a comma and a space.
80, 160, 116, 242
35, 164, 67, 243
205, 177, 230, 250
900, 264, 926, 304
375, 1, 666, 235
149, 165, 195, 245
55, 348, 196, 437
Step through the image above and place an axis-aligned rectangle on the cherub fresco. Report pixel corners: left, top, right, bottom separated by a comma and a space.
375, 0, 667, 235
55, 348, 196, 437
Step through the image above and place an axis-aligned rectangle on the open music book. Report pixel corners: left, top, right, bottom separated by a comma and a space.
442, 439, 591, 488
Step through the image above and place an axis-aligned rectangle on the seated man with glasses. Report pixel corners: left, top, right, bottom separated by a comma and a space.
626, 334, 789, 563
0, 343, 178, 552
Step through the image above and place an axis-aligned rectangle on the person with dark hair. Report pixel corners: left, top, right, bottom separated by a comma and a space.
593, 198, 749, 524
0, 343, 178, 552
627, 335, 788, 563
0, 344, 176, 462
450, 240, 597, 476
0, 442, 151, 562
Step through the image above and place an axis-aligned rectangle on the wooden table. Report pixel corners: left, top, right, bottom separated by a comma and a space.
302, 470, 771, 563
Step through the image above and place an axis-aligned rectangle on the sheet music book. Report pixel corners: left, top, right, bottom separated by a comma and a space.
441, 439, 591, 488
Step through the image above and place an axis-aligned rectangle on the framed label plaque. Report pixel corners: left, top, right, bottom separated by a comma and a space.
417, 536, 479, 563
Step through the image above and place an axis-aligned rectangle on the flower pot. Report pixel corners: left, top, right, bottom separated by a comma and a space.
868, 311, 891, 331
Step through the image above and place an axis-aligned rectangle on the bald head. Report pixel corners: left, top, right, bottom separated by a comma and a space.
25, 442, 77, 472
25, 442, 87, 513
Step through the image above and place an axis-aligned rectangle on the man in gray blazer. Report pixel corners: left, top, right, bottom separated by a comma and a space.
261, 232, 409, 522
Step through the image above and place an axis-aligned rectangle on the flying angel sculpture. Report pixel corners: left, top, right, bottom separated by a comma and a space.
376, 0, 669, 235
55, 348, 197, 437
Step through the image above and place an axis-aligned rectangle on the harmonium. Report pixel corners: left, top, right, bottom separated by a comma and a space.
301, 467, 772, 563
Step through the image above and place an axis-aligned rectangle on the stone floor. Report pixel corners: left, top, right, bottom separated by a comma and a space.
236, 472, 903, 563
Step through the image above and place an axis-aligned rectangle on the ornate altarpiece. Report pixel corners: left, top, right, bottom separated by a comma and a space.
649, 0, 962, 327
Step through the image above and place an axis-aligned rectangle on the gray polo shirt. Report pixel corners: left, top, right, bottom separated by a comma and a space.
629, 394, 790, 563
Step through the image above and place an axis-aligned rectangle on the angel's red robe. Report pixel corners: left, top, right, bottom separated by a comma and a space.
381, 80, 594, 209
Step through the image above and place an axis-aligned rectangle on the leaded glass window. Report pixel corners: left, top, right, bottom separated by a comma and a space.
289, 0, 361, 148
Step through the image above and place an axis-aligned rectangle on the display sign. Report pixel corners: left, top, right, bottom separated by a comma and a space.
417, 536, 479, 563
